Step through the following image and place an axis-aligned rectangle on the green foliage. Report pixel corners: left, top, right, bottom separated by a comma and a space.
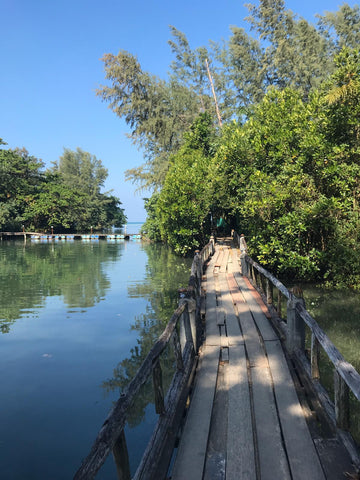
156, 149, 213, 255
207, 49, 360, 285
97, 2, 360, 193
97, 49, 206, 191
143, 114, 218, 255
53, 147, 108, 196
23, 174, 87, 231
0, 146, 44, 230
141, 192, 162, 242
317, 4, 360, 51
0, 143, 126, 232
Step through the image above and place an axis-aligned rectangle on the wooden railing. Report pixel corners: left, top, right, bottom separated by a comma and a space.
233, 232, 360, 467
74, 238, 215, 480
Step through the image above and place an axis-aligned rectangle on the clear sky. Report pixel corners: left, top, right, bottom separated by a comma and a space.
1, 0, 356, 221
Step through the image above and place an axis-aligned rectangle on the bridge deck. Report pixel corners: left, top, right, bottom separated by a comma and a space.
171, 239, 356, 480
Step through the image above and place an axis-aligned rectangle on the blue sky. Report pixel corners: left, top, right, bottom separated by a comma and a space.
1, 0, 356, 221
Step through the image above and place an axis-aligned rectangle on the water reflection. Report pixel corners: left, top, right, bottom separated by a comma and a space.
301, 285, 360, 373
0, 241, 121, 333
102, 243, 192, 427
0, 240, 192, 479
301, 284, 360, 444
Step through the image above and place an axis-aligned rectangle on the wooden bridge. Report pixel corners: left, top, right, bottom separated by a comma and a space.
74, 236, 360, 480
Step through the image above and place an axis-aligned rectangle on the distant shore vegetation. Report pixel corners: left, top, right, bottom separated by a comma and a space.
0, 144, 126, 233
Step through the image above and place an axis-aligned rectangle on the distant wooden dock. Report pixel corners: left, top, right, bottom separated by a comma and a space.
0, 232, 142, 241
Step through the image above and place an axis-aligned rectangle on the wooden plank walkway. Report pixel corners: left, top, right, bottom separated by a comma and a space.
171, 239, 355, 480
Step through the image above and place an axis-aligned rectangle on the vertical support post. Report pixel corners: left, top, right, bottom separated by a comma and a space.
113, 429, 131, 480
334, 371, 350, 430
251, 264, 256, 285
240, 253, 247, 276
172, 329, 184, 371
266, 278, 273, 305
286, 295, 305, 354
189, 297, 198, 352
277, 290, 282, 317
181, 298, 196, 351
181, 300, 194, 353
311, 333, 320, 380
260, 273, 265, 293
152, 358, 165, 415
195, 252, 202, 298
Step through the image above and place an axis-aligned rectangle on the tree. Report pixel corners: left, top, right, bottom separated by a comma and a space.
0, 143, 44, 230
317, 3, 360, 51
50, 148, 125, 231
154, 114, 217, 255
243, 0, 333, 98
97, 50, 205, 191
23, 173, 88, 231
53, 147, 108, 196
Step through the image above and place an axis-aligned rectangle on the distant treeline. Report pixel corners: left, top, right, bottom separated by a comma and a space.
0, 144, 126, 233
96, 1, 360, 287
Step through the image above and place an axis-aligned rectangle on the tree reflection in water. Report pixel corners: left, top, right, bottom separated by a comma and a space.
102, 243, 193, 427
0, 240, 120, 333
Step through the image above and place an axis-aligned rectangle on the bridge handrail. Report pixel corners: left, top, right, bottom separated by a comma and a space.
74, 237, 215, 480
236, 240, 360, 454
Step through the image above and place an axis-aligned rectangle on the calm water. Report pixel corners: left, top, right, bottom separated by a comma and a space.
0, 239, 192, 479
290, 283, 360, 443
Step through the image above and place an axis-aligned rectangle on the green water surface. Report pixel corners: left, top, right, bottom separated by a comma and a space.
0, 239, 192, 479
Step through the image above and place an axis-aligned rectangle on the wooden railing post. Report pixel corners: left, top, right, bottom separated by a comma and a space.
266, 278, 273, 305
286, 295, 305, 354
277, 289, 282, 317
251, 264, 257, 285
113, 429, 131, 480
334, 371, 350, 430
311, 333, 320, 380
194, 251, 202, 297
180, 298, 196, 351
172, 328, 184, 371
240, 253, 248, 276
152, 358, 165, 415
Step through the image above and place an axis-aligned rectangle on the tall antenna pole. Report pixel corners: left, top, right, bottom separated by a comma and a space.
205, 58, 222, 127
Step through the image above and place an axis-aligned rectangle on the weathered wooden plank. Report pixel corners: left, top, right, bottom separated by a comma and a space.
334, 370, 350, 430
235, 273, 277, 342
236, 299, 266, 368
226, 344, 256, 480
220, 248, 229, 273
205, 270, 221, 346
229, 248, 240, 274
265, 340, 325, 480
218, 273, 243, 346
171, 345, 220, 480
216, 306, 225, 326
227, 272, 245, 305
112, 430, 131, 480
203, 362, 227, 480
215, 249, 224, 269
251, 365, 291, 480
239, 275, 272, 319
311, 333, 320, 380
